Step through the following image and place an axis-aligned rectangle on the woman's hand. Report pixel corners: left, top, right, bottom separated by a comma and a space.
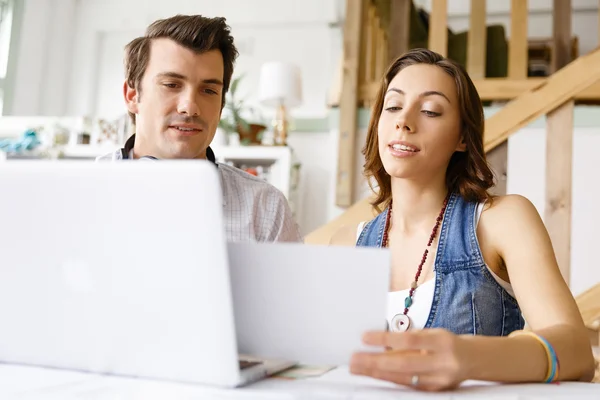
349, 329, 472, 392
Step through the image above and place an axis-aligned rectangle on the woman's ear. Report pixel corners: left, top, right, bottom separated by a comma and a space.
455, 136, 467, 152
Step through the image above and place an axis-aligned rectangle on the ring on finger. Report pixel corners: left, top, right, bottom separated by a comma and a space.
411, 374, 419, 387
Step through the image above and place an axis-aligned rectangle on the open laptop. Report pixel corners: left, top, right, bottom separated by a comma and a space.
0, 160, 390, 388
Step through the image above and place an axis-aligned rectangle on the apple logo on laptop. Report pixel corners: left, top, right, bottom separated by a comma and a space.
61, 259, 96, 293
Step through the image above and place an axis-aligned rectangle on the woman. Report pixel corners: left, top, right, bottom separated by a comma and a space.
331, 48, 595, 391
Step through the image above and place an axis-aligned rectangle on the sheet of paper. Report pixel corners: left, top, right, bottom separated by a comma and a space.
228, 242, 391, 366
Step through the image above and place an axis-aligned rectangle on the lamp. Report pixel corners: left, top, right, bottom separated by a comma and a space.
258, 62, 302, 146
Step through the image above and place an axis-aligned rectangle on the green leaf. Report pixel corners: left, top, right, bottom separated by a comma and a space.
218, 119, 236, 134
229, 73, 245, 95
237, 117, 250, 133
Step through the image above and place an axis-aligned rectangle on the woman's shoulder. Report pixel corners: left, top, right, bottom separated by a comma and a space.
478, 194, 543, 237
481, 194, 538, 218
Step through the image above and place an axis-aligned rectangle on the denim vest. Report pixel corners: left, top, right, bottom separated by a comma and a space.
356, 191, 524, 336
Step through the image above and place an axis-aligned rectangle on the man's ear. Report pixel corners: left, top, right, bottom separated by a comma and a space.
124, 81, 139, 115
455, 135, 467, 152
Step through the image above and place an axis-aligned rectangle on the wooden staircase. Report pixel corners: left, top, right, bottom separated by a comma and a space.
575, 283, 600, 382
310, 0, 600, 291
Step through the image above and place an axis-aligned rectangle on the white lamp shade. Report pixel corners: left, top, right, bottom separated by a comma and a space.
258, 62, 303, 108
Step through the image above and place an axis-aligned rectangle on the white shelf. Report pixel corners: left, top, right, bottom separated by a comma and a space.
211, 145, 291, 161
212, 145, 295, 201
59, 144, 293, 164
61, 144, 116, 159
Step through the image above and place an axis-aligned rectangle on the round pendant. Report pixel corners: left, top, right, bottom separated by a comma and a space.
390, 314, 411, 332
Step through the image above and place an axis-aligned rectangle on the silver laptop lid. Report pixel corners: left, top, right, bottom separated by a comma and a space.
0, 160, 241, 387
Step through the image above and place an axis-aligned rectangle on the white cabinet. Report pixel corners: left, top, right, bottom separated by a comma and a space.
211, 146, 293, 197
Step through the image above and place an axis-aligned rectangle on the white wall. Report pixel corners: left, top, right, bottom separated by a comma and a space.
9, 0, 340, 119
9, 0, 77, 116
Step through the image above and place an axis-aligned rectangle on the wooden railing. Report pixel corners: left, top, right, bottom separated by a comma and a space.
344, 0, 600, 107
325, 0, 600, 288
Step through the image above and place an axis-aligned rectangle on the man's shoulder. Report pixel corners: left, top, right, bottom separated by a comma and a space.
218, 162, 302, 242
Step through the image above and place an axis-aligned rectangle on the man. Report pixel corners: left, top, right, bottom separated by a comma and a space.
97, 14, 302, 242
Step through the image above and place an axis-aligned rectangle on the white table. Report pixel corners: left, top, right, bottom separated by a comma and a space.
1, 364, 598, 399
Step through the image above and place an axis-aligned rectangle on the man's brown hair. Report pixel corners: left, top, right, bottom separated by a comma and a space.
124, 14, 239, 124
363, 48, 495, 212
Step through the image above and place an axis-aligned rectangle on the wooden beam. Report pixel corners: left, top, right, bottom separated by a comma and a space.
365, 6, 375, 83
304, 195, 377, 245
336, 0, 364, 207
587, 327, 599, 347
474, 78, 543, 100
467, 0, 487, 79
476, 78, 600, 101
428, 0, 448, 57
491, 0, 527, 196
483, 46, 600, 153
371, 14, 380, 82
376, 28, 387, 79
469, 0, 506, 195
545, 0, 573, 286
360, 78, 600, 103
575, 283, 600, 329
551, 0, 572, 73
327, 56, 344, 107
388, 0, 411, 62
574, 282, 600, 347
508, 0, 528, 79
486, 139, 508, 196
358, 1, 370, 91
545, 103, 573, 285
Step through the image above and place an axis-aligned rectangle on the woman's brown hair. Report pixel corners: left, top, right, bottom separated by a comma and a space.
362, 48, 495, 212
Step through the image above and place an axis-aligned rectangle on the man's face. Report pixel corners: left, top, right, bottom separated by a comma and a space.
124, 38, 224, 159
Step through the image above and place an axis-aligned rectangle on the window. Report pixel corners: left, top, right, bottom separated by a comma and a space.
0, 0, 16, 115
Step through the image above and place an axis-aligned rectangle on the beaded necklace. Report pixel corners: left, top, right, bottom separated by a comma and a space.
382, 193, 450, 331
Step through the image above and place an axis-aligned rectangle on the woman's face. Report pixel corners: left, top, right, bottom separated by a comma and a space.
377, 63, 466, 181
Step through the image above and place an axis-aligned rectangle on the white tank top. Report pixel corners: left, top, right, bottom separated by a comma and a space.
357, 202, 515, 330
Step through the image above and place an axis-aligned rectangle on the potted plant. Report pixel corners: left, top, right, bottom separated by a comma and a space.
219, 74, 267, 145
